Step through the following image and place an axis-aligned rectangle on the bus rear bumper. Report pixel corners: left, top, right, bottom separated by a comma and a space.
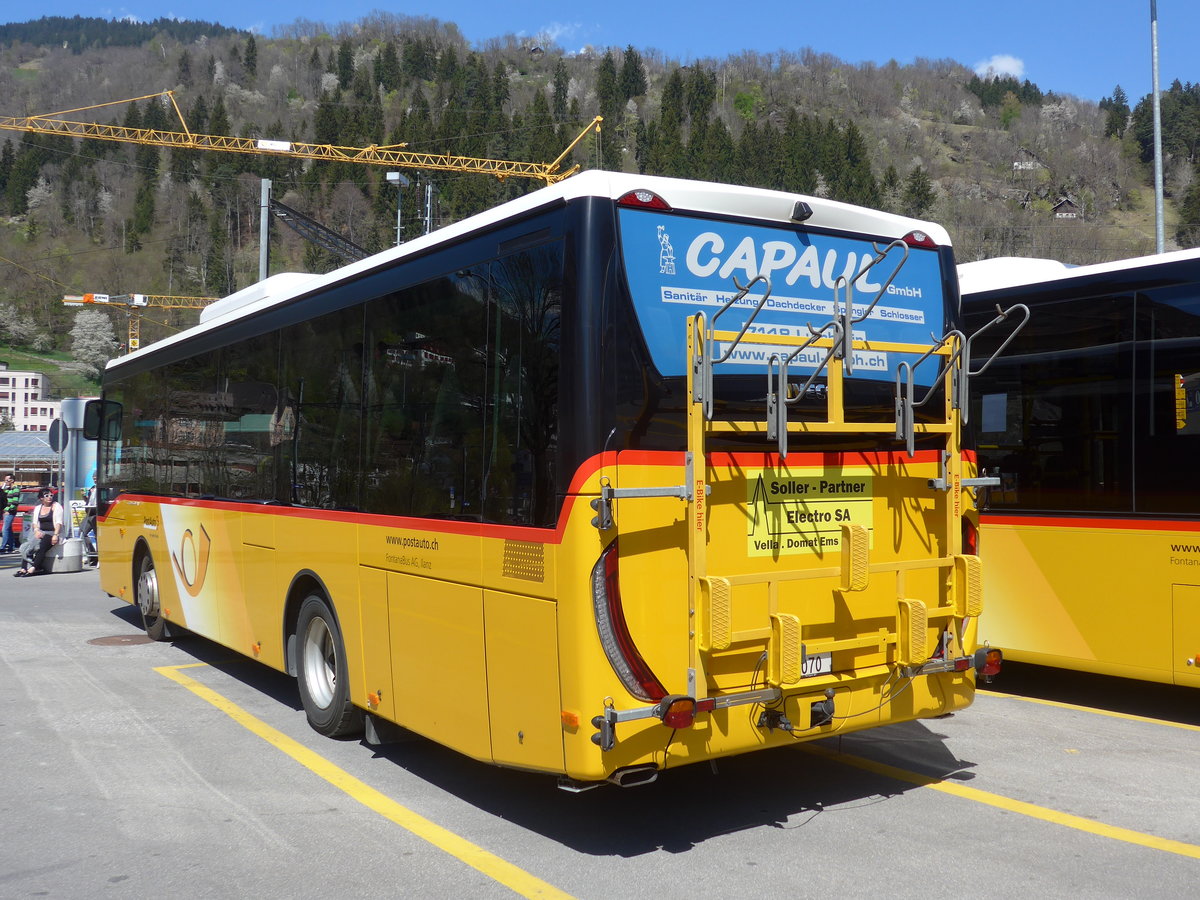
588, 653, 989, 757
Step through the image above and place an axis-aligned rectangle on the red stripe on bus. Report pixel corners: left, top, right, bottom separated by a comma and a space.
109, 446, 955, 546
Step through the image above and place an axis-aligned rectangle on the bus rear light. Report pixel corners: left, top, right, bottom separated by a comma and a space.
617, 189, 672, 211
591, 542, 667, 702
655, 695, 697, 729
902, 229, 938, 249
962, 517, 979, 555
954, 657, 972, 672
974, 647, 1003, 678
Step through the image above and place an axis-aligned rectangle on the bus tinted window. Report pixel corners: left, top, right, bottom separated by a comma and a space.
971, 294, 1134, 513
1136, 284, 1200, 514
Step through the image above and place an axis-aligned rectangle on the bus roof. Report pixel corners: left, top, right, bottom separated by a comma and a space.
958, 247, 1200, 297
109, 170, 950, 374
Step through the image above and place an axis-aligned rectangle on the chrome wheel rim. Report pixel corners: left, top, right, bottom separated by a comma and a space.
136, 561, 159, 618
302, 616, 336, 709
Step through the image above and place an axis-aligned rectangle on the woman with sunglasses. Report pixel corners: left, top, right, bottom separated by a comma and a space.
14, 488, 62, 577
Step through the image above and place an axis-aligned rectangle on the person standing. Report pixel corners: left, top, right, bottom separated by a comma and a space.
15, 488, 63, 577
81, 478, 98, 567
1, 474, 19, 553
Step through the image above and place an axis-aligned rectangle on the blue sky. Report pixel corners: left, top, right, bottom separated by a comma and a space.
17, 1, 1197, 103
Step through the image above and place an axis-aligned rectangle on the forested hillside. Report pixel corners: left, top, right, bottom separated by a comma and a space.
0, 12, 1197, 374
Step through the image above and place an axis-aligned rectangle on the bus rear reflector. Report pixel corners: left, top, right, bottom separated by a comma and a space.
655, 695, 697, 729
591, 542, 667, 702
903, 229, 939, 249
617, 189, 672, 211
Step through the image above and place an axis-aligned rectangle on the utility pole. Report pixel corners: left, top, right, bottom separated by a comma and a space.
1151, 0, 1165, 254
385, 172, 410, 246
260, 178, 271, 281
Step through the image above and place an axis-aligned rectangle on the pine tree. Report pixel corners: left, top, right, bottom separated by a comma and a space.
660, 70, 685, 127
685, 66, 716, 127
177, 49, 193, 87
781, 109, 816, 194
525, 90, 558, 163
0, 139, 14, 209
244, 34, 257, 81
376, 41, 401, 93
901, 166, 937, 218
838, 121, 879, 207
1176, 162, 1200, 248
596, 51, 620, 120
336, 41, 354, 87
620, 45, 647, 101
595, 51, 623, 170
492, 61, 510, 111
552, 59, 569, 120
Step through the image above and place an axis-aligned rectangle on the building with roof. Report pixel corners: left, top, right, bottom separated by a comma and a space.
0, 429, 55, 482
0, 363, 60, 432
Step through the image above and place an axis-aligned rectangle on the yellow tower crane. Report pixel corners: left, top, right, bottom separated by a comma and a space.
1, 91, 602, 185
63, 292, 217, 353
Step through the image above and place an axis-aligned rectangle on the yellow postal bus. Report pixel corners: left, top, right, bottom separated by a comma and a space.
961, 249, 1200, 688
88, 171, 1010, 789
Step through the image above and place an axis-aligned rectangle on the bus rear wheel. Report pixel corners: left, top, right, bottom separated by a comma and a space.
135, 552, 169, 642
296, 594, 363, 738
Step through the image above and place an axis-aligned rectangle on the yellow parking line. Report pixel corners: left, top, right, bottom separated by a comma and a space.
980, 690, 1200, 732
801, 743, 1200, 860
156, 664, 574, 899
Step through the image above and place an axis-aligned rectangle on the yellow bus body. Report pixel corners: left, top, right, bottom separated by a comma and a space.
979, 515, 1200, 689
99, 445, 980, 782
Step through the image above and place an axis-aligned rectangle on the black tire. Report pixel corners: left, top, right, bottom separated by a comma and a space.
295, 594, 363, 737
135, 551, 170, 642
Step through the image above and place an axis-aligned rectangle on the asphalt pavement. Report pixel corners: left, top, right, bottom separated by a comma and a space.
2, 554, 1198, 898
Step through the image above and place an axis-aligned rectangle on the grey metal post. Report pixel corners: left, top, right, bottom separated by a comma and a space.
385, 172, 409, 246
259, 178, 271, 281
1151, 0, 1164, 254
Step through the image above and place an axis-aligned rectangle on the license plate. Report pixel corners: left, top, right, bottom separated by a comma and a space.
801, 651, 832, 678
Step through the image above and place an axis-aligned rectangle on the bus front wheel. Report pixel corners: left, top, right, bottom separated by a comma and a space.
295, 594, 363, 738
135, 552, 169, 642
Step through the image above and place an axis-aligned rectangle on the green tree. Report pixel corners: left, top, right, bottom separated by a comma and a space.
376, 41, 401, 93
336, 41, 354, 86
660, 70, 685, 127
596, 51, 620, 119
1176, 162, 1200, 248
595, 51, 623, 169
244, 34, 257, 81
0, 140, 13, 207
901, 166, 937, 218
205, 208, 232, 295
1101, 84, 1130, 138
620, 45, 647, 101
837, 121, 879, 207
999, 91, 1022, 130
492, 60, 510, 110
552, 59, 569, 120
177, 49, 193, 87
684, 66, 716, 127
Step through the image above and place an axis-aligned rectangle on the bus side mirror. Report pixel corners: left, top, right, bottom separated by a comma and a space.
83, 399, 123, 441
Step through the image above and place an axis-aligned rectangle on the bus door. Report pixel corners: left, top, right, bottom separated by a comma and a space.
1172, 584, 1200, 687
